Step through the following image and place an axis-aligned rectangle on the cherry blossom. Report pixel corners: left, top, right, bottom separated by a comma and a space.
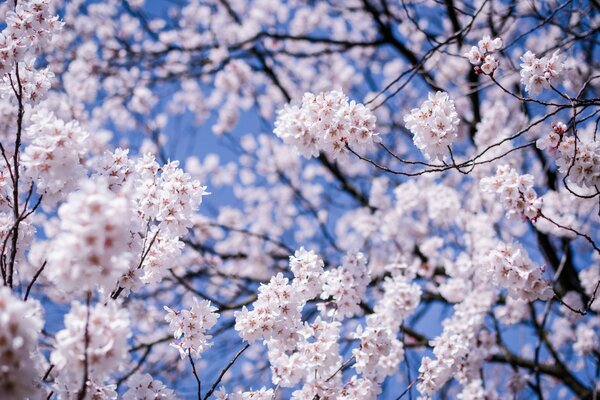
520, 50, 565, 95
164, 297, 219, 358
403, 91, 460, 161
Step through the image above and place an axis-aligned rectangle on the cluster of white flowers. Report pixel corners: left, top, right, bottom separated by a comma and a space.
51, 302, 130, 397
124, 373, 176, 400
138, 230, 184, 285
93, 148, 132, 190
352, 321, 404, 384
95, 151, 209, 235
216, 387, 275, 400
480, 164, 542, 221
495, 296, 529, 325
336, 377, 379, 400
136, 158, 209, 237
403, 91, 460, 161
465, 35, 503, 74
164, 297, 219, 358
321, 252, 370, 319
573, 322, 598, 356
269, 317, 342, 390
289, 247, 325, 300
0, 57, 54, 104
417, 290, 495, 397
347, 270, 420, 387
0, 288, 43, 399
536, 121, 567, 152
46, 179, 134, 294
537, 122, 600, 189
22, 109, 88, 207
520, 50, 565, 95
488, 242, 553, 301
0, 0, 63, 76
273, 90, 379, 158
578, 265, 600, 312
457, 380, 490, 400
93, 150, 208, 291
235, 273, 304, 347
235, 249, 326, 349
371, 272, 421, 330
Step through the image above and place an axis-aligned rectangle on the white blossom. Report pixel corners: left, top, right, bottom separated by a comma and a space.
404, 91, 460, 161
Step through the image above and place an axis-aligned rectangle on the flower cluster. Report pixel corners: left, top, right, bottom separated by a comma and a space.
94, 150, 208, 290
51, 302, 130, 396
46, 179, 134, 294
273, 90, 379, 158
22, 109, 88, 207
352, 322, 404, 384
138, 230, 184, 285
235, 273, 304, 347
537, 124, 600, 189
268, 317, 342, 389
480, 164, 542, 221
520, 50, 565, 95
371, 272, 422, 329
488, 242, 553, 301
289, 247, 325, 300
321, 252, 370, 319
418, 290, 495, 396
0, 0, 63, 76
403, 91, 460, 161
579, 265, 600, 312
336, 377, 379, 400
352, 272, 420, 385
573, 322, 597, 356
536, 121, 567, 152
136, 158, 209, 237
0, 288, 43, 399
164, 297, 219, 358
217, 387, 275, 400
465, 35, 503, 74
0, 57, 54, 104
124, 373, 176, 400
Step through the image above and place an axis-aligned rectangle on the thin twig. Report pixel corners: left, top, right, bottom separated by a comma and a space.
203, 343, 250, 400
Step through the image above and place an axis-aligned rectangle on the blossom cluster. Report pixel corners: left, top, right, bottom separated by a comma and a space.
22, 109, 88, 207
94, 149, 208, 291
235, 272, 305, 347
0, 288, 43, 399
537, 122, 600, 189
480, 164, 542, 221
50, 302, 130, 397
418, 289, 495, 396
320, 251, 370, 319
0, 57, 54, 104
46, 179, 134, 295
347, 271, 420, 390
520, 50, 565, 95
0, 0, 63, 76
164, 297, 219, 358
488, 242, 553, 301
124, 373, 176, 400
403, 91, 460, 161
273, 90, 379, 158
96, 150, 209, 236
216, 387, 275, 400
465, 35, 503, 74
353, 323, 403, 384
269, 317, 342, 391
579, 265, 600, 312
235, 249, 326, 346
